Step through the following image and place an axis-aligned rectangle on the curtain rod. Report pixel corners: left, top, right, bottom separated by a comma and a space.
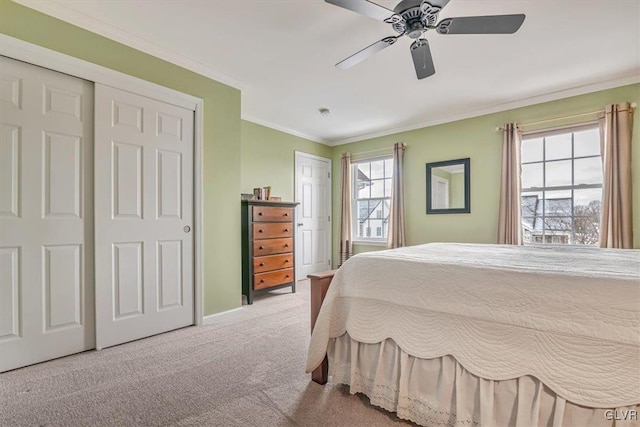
494, 103, 637, 132
346, 143, 406, 157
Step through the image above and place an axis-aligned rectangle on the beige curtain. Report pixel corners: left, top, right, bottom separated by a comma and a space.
497, 123, 523, 245
599, 102, 634, 249
387, 143, 406, 249
339, 153, 353, 266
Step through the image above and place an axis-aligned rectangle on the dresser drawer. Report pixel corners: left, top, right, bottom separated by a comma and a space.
253, 223, 293, 239
253, 238, 293, 256
254, 268, 294, 290
253, 206, 293, 222
253, 253, 294, 273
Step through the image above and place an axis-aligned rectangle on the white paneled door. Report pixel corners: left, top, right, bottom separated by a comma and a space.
94, 84, 194, 349
295, 152, 331, 279
0, 56, 95, 372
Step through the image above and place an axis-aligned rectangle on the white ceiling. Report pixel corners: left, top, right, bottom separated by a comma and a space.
18, 0, 640, 145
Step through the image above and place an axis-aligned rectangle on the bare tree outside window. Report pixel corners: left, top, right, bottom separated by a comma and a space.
521, 125, 602, 245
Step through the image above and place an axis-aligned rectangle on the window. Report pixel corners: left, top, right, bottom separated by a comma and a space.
521, 124, 602, 245
353, 158, 393, 242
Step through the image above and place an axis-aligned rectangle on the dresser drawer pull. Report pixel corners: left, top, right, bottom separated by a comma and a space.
284, 228, 289, 232
284, 244, 289, 248
258, 212, 263, 216
284, 259, 289, 263
260, 279, 265, 283
285, 275, 290, 279
259, 263, 265, 267
283, 212, 289, 217
259, 246, 264, 250
258, 229, 263, 233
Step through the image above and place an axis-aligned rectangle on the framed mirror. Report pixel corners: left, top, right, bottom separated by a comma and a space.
426, 158, 470, 214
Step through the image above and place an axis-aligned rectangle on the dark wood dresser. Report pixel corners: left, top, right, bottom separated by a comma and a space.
241, 200, 299, 304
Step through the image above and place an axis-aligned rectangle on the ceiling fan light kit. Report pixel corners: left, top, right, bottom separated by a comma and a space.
326, 0, 526, 80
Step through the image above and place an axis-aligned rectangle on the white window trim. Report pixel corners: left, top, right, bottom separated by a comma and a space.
351, 156, 392, 245
520, 122, 602, 246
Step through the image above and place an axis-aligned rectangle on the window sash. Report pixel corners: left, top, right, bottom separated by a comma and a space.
521, 153, 600, 166
521, 125, 602, 246
352, 160, 392, 242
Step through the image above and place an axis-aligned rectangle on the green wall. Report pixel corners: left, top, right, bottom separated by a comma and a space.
241, 120, 332, 202
3, 0, 638, 314
332, 83, 640, 262
1, 0, 242, 315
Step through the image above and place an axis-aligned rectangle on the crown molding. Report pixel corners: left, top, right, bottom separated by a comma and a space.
242, 114, 330, 145
12, 1, 639, 147
13, 0, 246, 90
328, 73, 640, 146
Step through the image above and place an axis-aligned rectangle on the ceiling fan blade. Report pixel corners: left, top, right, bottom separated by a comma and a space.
325, 0, 393, 22
436, 14, 526, 35
425, 0, 451, 10
410, 39, 436, 80
336, 36, 399, 70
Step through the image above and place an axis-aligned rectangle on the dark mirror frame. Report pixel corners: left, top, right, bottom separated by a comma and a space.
426, 158, 471, 214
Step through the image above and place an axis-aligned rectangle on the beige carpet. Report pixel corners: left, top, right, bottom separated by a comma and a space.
0, 280, 414, 426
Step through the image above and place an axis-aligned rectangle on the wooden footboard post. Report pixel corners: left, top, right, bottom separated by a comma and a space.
308, 270, 336, 385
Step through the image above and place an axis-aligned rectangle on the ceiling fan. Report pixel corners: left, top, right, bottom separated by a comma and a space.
325, 0, 526, 79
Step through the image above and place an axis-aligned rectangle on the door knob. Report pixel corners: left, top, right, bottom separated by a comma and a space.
183, 226, 191, 233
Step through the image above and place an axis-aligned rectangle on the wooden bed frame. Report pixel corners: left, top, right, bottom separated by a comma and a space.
308, 270, 336, 384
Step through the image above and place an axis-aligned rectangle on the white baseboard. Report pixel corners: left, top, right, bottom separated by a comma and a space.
202, 307, 243, 325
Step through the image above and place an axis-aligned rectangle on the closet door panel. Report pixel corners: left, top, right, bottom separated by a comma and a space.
94, 84, 194, 349
0, 56, 94, 372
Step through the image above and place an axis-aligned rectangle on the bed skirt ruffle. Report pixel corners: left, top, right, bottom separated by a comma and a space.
328, 334, 639, 427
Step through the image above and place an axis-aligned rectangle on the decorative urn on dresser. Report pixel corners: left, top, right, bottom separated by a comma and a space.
241, 200, 299, 304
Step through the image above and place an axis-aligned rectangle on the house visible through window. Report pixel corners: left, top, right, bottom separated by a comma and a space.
521, 124, 602, 245
353, 158, 393, 242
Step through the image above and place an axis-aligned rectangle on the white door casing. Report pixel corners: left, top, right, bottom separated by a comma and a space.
432, 176, 449, 209
295, 152, 331, 280
0, 56, 95, 372
2, 36, 205, 328
94, 84, 194, 349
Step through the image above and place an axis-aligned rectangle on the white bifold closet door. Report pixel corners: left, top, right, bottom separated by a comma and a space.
94, 84, 194, 349
0, 56, 95, 372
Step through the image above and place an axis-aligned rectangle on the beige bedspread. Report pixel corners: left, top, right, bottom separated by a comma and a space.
305, 243, 640, 408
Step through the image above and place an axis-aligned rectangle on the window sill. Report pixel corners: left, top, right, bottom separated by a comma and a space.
353, 240, 388, 247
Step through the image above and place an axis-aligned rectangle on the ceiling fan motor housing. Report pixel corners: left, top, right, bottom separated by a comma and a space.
389, 0, 441, 38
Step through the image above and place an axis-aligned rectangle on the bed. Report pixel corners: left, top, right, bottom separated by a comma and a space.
305, 243, 640, 426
